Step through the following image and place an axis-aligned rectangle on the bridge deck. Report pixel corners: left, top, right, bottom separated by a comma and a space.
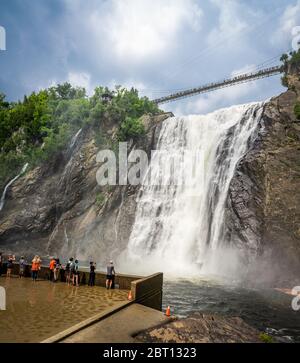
153, 65, 282, 105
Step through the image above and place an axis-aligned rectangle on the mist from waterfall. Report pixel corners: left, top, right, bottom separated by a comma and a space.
118, 102, 264, 279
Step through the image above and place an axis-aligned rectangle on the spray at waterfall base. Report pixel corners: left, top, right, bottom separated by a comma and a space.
93, 103, 270, 281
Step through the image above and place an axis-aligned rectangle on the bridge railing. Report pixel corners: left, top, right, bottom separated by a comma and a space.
153, 65, 283, 105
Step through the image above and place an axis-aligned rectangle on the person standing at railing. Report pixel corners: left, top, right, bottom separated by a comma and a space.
19, 256, 26, 278
72, 259, 80, 287
106, 261, 115, 289
31, 255, 41, 282
65, 257, 73, 285
54, 258, 60, 282
49, 257, 56, 282
88, 261, 96, 286
6, 254, 15, 278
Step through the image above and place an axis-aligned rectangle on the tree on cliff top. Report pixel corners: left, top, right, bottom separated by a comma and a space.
280, 49, 300, 88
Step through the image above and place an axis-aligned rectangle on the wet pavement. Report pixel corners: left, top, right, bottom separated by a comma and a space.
0, 276, 128, 343
62, 304, 168, 343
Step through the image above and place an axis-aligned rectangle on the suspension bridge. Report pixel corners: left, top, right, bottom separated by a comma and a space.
152, 65, 283, 105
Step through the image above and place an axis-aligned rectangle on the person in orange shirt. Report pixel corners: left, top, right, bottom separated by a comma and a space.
49, 257, 56, 282
31, 255, 41, 282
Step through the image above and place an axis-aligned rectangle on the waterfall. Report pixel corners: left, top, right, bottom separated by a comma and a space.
0, 163, 29, 212
119, 102, 264, 277
59, 128, 82, 186
69, 128, 82, 150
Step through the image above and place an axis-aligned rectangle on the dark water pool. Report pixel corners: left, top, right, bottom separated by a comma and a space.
162, 278, 300, 343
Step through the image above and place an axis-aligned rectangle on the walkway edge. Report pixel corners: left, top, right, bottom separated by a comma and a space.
41, 300, 133, 343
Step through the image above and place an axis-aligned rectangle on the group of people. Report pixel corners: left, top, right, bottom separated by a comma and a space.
49, 257, 115, 289
0, 252, 116, 289
0, 253, 41, 281
49, 257, 80, 286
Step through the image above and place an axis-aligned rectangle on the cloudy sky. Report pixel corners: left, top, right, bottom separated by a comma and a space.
0, 0, 299, 115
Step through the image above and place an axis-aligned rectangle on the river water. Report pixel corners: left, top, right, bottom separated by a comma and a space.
163, 278, 300, 343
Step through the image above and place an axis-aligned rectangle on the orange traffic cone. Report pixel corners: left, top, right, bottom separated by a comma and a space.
128, 290, 133, 301
166, 306, 171, 317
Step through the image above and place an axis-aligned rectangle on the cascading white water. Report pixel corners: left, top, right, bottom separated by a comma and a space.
47, 128, 83, 255
69, 128, 82, 150
0, 163, 29, 212
118, 102, 264, 277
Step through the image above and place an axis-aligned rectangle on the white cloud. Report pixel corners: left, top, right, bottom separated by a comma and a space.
272, 0, 300, 48
208, 0, 250, 45
67, 72, 93, 95
105, 0, 202, 61
34, 72, 93, 95
64, 0, 203, 64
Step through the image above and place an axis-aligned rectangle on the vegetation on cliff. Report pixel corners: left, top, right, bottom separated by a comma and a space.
294, 102, 300, 120
0, 84, 160, 189
280, 48, 300, 88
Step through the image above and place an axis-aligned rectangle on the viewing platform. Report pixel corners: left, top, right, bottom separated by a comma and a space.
0, 263, 164, 343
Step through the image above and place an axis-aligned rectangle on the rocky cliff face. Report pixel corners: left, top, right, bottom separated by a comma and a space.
0, 112, 172, 264
226, 65, 300, 283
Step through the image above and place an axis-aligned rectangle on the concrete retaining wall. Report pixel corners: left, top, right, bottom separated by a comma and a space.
131, 273, 163, 311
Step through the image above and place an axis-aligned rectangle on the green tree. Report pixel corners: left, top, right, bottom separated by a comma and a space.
49, 82, 87, 100
0, 83, 161, 189
280, 53, 288, 63
118, 116, 145, 141
294, 102, 300, 120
